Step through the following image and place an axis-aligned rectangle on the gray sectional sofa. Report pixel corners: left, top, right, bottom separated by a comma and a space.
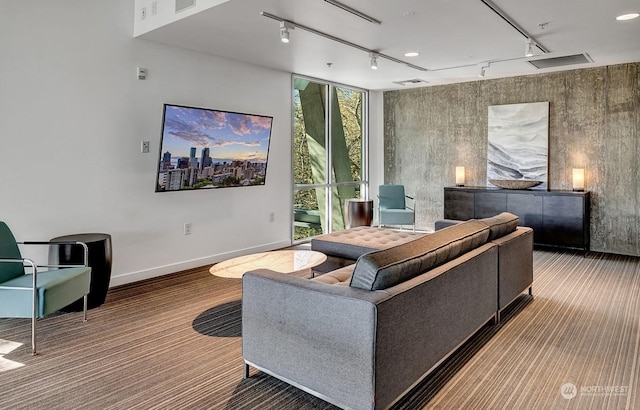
242, 212, 533, 410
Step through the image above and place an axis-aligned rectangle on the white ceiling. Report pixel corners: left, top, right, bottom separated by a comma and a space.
138, 0, 640, 90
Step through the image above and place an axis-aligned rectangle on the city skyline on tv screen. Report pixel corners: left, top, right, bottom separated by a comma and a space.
156, 104, 273, 192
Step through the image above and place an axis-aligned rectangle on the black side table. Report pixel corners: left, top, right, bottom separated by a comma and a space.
49, 233, 112, 311
344, 199, 374, 228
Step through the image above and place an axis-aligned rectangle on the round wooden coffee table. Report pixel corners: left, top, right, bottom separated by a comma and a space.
209, 250, 327, 279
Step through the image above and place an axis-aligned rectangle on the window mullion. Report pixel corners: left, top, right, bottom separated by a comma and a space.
325, 83, 333, 233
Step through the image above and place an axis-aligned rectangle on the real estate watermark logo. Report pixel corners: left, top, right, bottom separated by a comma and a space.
561, 382, 629, 399
561, 383, 577, 400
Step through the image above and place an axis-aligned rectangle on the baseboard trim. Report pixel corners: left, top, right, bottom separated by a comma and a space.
109, 239, 292, 287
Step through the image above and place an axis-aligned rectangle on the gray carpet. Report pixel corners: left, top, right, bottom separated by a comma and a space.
0, 249, 638, 409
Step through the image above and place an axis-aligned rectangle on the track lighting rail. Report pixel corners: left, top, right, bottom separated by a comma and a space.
323, 0, 382, 25
260, 11, 428, 72
480, 0, 549, 54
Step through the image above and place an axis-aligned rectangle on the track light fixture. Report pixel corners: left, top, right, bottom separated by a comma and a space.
370, 53, 378, 70
525, 38, 534, 57
280, 21, 294, 43
478, 62, 490, 78
260, 12, 428, 72
280, 27, 289, 43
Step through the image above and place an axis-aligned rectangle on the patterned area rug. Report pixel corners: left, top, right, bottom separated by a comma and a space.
0, 250, 638, 409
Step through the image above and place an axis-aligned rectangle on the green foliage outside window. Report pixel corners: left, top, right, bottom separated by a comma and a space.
293, 82, 365, 241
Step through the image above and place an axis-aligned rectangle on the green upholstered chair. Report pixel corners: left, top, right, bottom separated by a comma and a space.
0, 221, 91, 355
378, 184, 416, 232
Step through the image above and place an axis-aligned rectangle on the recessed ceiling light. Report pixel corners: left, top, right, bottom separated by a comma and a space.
616, 13, 639, 21
404, 52, 419, 57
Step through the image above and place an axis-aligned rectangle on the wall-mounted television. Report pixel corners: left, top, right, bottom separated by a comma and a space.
155, 104, 273, 192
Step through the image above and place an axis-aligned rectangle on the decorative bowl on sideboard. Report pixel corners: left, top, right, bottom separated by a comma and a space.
489, 179, 543, 189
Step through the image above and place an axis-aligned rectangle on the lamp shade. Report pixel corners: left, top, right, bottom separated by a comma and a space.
572, 168, 585, 191
455, 166, 465, 186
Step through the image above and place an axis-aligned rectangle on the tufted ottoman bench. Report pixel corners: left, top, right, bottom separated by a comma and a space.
311, 226, 426, 261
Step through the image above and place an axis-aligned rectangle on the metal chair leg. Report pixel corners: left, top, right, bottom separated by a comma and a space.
31, 266, 38, 356
83, 294, 88, 322
32, 313, 37, 356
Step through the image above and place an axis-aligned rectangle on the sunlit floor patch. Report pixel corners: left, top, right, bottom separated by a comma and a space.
0, 339, 24, 372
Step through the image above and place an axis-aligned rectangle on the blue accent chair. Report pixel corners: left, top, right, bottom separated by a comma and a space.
0, 222, 91, 355
377, 185, 416, 232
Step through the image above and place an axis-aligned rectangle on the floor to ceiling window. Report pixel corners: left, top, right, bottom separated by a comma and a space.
292, 76, 368, 242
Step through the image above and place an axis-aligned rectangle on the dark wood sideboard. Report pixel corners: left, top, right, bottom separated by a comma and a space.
444, 187, 590, 251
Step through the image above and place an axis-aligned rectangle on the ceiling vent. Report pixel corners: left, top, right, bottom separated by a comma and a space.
176, 0, 196, 13
393, 79, 429, 86
527, 53, 592, 69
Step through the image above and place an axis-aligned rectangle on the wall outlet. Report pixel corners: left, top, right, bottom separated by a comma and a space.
184, 223, 192, 235
269, 212, 275, 222
137, 67, 147, 80
141, 140, 150, 153
151, 1, 158, 16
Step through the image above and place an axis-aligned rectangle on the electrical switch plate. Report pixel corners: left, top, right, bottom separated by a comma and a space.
141, 141, 150, 153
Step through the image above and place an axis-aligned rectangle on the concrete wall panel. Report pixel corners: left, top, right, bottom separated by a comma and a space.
384, 63, 640, 256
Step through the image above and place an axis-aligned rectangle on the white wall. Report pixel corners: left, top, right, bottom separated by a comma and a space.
0, 0, 292, 286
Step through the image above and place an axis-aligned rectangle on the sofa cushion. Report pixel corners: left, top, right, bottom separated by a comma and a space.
311, 226, 426, 260
478, 212, 519, 240
311, 264, 354, 286
349, 220, 490, 291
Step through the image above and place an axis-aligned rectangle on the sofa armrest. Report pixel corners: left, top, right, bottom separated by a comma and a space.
491, 226, 534, 312
371, 243, 498, 408
434, 219, 463, 230
242, 269, 387, 410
